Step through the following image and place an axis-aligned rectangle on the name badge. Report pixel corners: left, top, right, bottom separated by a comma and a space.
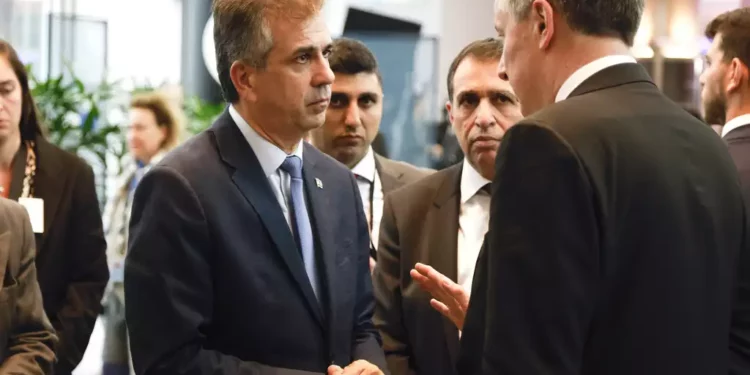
18, 197, 44, 233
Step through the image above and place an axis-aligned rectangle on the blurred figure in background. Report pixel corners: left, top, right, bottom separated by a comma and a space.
0, 197, 57, 374
310, 37, 431, 272
101, 91, 182, 375
699, 7, 750, 374
0, 39, 108, 375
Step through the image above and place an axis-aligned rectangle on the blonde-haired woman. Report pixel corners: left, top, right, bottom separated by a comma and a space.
102, 91, 182, 375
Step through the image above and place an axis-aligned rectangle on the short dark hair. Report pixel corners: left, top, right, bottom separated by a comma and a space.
500, 0, 644, 46
212, 0, 323, 103
705, 7, 750, 72
329, 38, 381, 84
0, 39, 44, 142
446, 38, 504, 101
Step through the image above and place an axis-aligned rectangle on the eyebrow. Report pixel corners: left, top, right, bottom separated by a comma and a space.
293, 43, 333, 56
456, 89, 519, 103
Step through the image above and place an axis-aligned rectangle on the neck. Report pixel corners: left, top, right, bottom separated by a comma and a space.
0, 135, 21, 169
549, 35, 632, 103
235, 102, 303, 154
726, 91, 750, 124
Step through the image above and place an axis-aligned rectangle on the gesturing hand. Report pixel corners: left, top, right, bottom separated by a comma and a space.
327, 360, 384, 375
410, 262, 469, 330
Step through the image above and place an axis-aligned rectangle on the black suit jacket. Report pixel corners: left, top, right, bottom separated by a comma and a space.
125, 111, 388, 374
458, 63, 746, 375
9, 136, 108, 374
725, 123, 750, 375
373, 163, 462, 375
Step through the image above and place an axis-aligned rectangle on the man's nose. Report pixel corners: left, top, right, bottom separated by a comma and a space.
314, 56, 335, 87
497, 55, 509, 81
475, 100, 497, 129
344, 103, 361, 128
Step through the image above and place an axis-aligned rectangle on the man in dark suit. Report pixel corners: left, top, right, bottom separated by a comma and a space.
699, 8, 750, 374
309, 38, 431, 272
124, 1, 387, 374
373, 38, 522, 375
412, 0, 747, 374
0, 197, 57, 374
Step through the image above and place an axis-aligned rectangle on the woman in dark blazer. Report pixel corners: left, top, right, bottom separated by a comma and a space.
0, 197, 57, 374
0, 39, 109, 374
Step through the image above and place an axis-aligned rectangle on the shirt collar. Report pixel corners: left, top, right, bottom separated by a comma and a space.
229, 104, 304, 177
351, 146, 377, 182
460, 158, 491, 204
555, 55, 637, 103
721, 114, 750, 138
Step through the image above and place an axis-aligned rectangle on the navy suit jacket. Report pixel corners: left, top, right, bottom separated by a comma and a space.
124, 111, 387, 374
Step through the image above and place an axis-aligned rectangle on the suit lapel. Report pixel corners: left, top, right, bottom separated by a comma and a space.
425, 163, 462, 363
0, 231, 9, 289
213, 112, 323, 325
374, 154, 401, 194
301, 144, 338, 327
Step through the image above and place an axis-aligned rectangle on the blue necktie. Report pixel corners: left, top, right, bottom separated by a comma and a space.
280, 155, 320, 301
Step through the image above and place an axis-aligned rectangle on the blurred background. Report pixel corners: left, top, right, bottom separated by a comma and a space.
2, 0, 748, 372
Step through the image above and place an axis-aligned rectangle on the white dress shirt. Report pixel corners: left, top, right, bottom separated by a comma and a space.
555, 55, 637, 103
457, 159, 492, 295
351, 147, 383, 249
722, 114, 750, 138
229, 105, 304, 230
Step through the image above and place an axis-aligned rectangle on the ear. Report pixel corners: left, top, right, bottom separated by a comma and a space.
445, 101, 454, 123
229, 60, 257, 102
727, 57, 749, 93
531, 0, 555, 50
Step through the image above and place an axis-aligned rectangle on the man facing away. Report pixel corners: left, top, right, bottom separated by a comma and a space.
309, 37, 431, 272
699, 7, 750, 374
373, 38, 522, 375
124, 1, 387, 374
412, 0, 747, 374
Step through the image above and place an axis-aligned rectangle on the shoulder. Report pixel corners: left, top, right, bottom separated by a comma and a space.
153, 131, 219, 181
37, 138, 92, 174
0, 198, 30, 236
388, 163, 458, 203
304, 142, 356, 179
376, 154, 434, 183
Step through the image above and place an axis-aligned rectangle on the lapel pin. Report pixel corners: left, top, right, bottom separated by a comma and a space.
315, 178, 323, 189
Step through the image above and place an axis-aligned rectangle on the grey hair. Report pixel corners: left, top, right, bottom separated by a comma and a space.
494, 0, 644, 46
212, 0, 275, 103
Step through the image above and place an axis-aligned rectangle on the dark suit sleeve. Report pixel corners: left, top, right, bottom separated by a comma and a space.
0, 206, 58, 375
53, 162, 108, 372
126, 166, 283, 374
729, 153, 750, 375
372, 195, 416, 375
467, 123, 599, 375
349, 173, 389, 372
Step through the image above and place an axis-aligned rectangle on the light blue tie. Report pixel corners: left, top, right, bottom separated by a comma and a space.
280, 155, 320, 301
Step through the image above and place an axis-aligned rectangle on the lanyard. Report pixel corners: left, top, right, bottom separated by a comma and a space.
20, 140, 37, 198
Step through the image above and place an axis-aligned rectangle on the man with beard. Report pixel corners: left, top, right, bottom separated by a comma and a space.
373, 38, 522, 375
310, 38, 431, 272
699, 7, 750, 374
411, 0, 747, 374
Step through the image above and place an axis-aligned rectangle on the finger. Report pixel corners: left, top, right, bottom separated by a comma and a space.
327, 365, 344, 375
430, 298, 451, 317
443, 278, 470, 307
369, 258, 376, 274
341, 360, 377, 375
411, 269, 450, 302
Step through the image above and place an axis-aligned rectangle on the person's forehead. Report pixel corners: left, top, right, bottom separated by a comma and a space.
0, 57, 18, 81
453, 57, 510, 92
332, 72, 382, 94
271, 14, 331, 51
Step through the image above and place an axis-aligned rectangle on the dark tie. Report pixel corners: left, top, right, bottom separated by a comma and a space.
280, 155, 320, 301
481, 183, 492, 195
